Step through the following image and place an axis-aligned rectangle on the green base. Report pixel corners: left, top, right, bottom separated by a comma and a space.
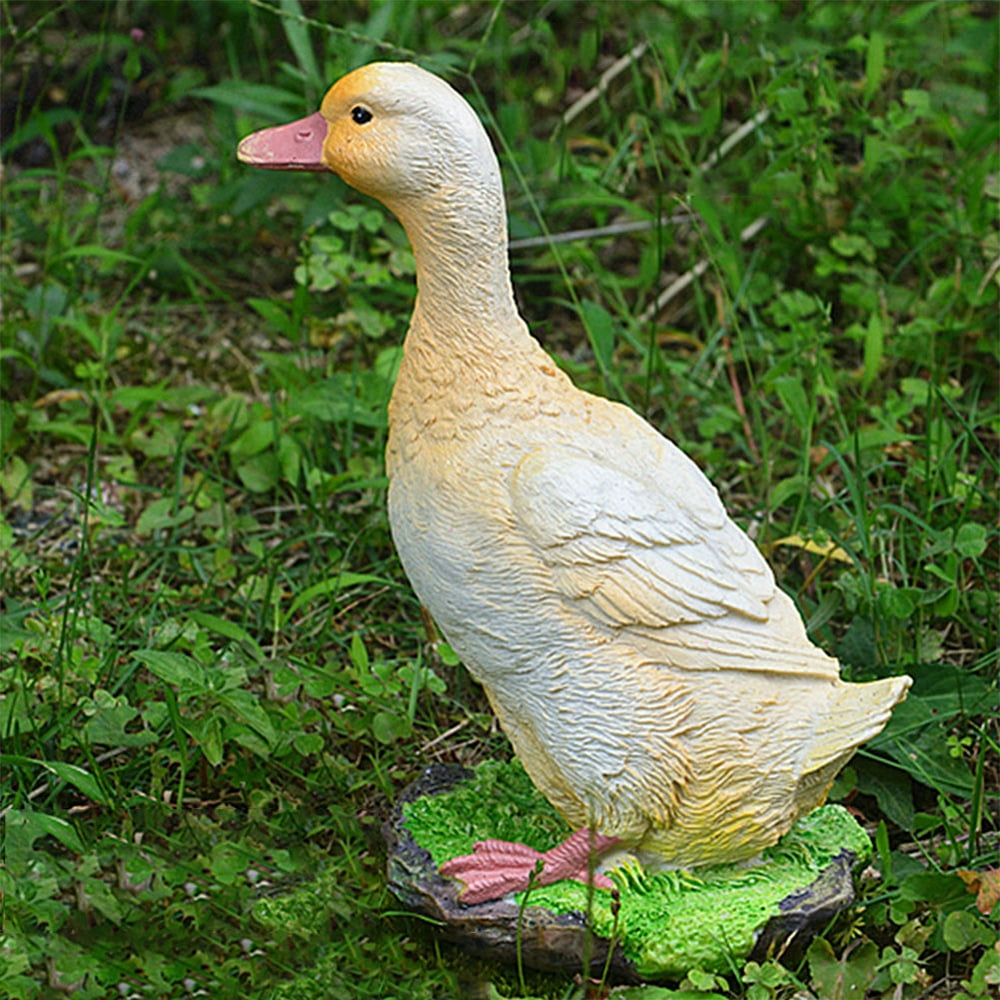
399, 759, 871, 978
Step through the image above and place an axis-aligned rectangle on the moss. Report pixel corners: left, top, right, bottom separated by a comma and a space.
403, 758, 573, 860
402, 759, 872, 977
253, 866, 353, 939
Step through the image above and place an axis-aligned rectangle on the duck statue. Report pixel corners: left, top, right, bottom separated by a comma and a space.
238, 62, 911, 905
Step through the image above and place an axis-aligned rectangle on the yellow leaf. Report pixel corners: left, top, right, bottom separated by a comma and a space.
33, 388, 89, 408
764, 535, 852, 563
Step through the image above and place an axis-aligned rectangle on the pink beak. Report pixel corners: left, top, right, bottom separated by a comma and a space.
237, 110, 330, 171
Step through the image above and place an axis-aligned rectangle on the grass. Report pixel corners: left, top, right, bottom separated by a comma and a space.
1, 1, 997, 998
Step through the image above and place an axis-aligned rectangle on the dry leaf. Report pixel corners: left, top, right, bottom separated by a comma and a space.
957, 868, 1000, 915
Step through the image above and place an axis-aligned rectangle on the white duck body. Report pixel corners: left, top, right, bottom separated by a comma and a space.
240, 62, 911, 870
389, 301, 897, 865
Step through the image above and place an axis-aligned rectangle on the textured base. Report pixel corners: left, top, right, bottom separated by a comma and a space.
384, 760, 871, 981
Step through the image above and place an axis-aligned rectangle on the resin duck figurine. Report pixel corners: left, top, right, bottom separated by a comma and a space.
239, 62, 911, 905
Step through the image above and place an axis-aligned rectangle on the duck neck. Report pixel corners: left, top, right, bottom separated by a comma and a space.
392, 185, 527, 351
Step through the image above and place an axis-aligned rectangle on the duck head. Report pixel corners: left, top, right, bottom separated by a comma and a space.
237, 62, 501, 213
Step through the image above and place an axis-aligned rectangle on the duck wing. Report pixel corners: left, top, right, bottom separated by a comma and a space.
509, 437, 839, 679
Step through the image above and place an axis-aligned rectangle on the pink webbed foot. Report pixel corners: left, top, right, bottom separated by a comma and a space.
439, 827, 621, 905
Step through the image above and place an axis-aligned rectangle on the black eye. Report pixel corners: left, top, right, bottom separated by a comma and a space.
351, 106, 373, 125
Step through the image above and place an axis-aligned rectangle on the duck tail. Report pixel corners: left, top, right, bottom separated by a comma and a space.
802, 673, 912, 777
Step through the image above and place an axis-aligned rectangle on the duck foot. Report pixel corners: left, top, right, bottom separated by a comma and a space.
440, 827, 620, 905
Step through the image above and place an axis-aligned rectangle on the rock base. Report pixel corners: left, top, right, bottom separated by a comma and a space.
384, 762, 868, 982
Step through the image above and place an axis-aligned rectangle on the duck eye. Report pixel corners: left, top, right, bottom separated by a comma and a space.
351, 106, 373, 125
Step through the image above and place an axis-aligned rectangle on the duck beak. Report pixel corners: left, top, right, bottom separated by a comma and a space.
237, 110, 329, 171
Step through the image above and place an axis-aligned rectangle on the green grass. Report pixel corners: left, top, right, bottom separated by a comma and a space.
1, 2, 997, 998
